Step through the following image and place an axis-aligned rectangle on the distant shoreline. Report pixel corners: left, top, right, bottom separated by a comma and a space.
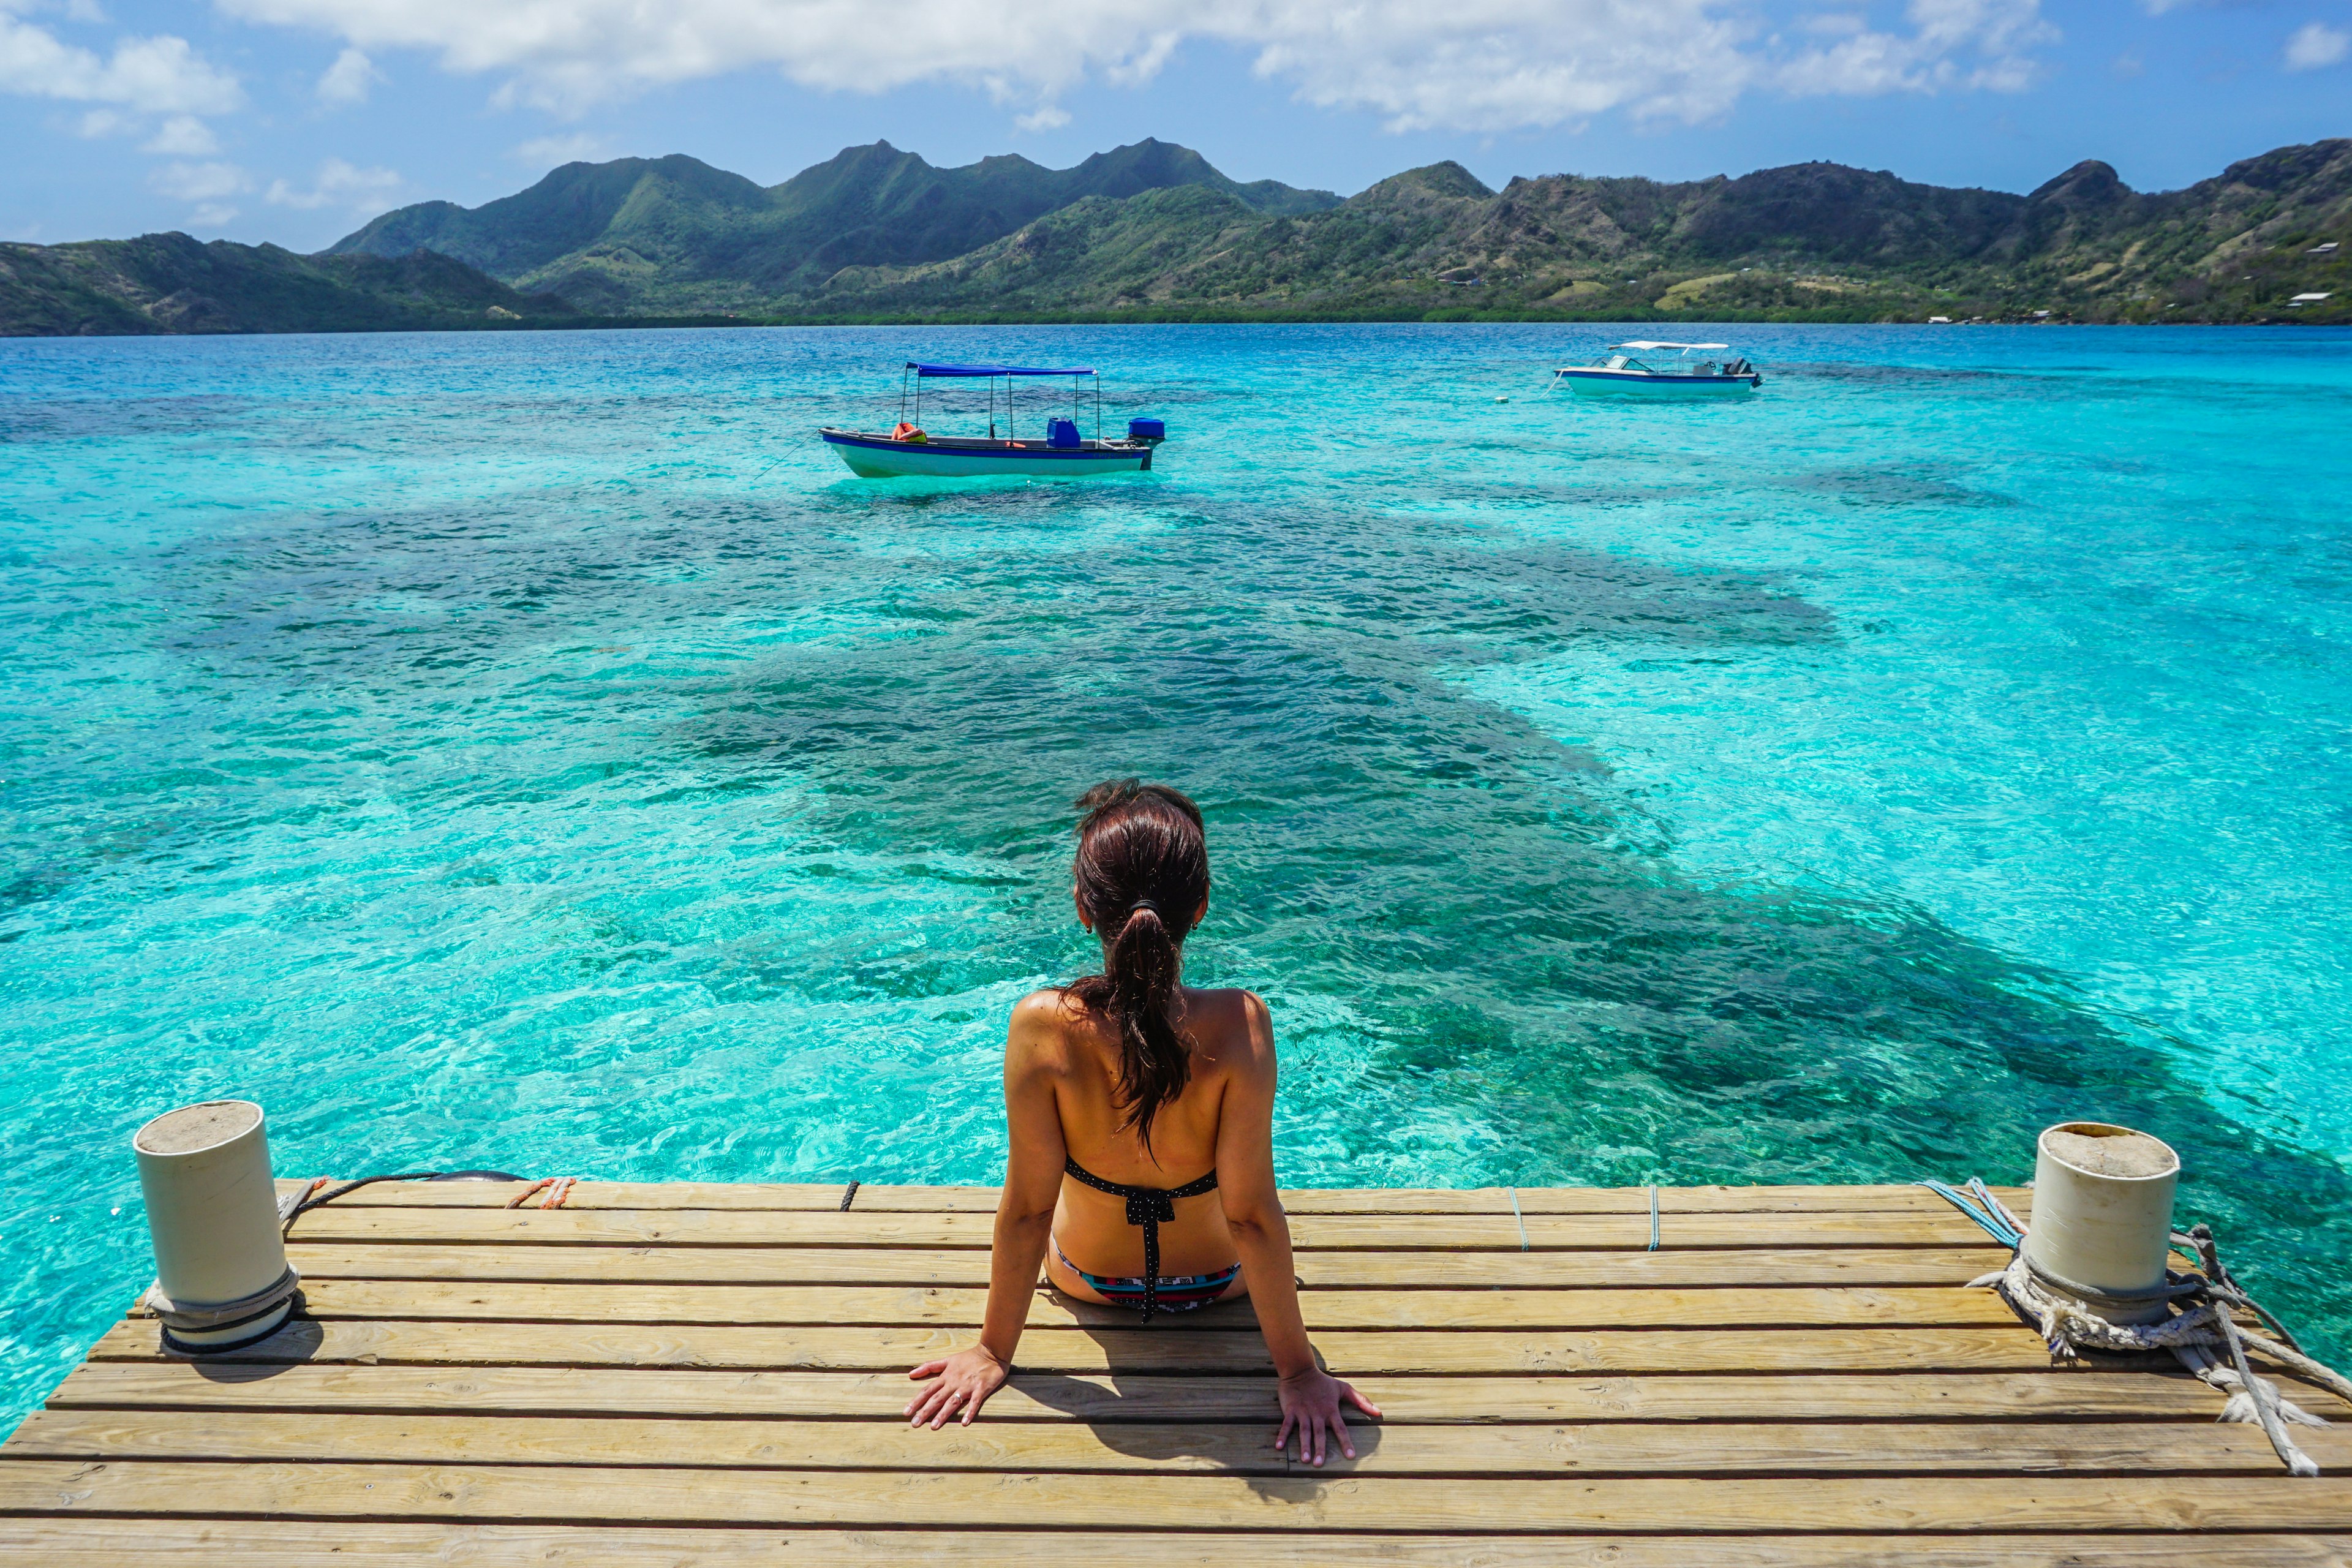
11, 312, 2349, 340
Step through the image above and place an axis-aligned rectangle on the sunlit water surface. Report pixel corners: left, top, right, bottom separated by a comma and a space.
4, 322, 2350, 1422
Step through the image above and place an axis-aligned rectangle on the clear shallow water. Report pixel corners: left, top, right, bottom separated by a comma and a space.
4, 322, 2351, 1422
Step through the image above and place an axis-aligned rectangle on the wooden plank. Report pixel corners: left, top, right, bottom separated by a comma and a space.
15, 1409, 2348, 1477
41, 1362, 2248, 1425
260, 1280, 2026, 1330
279, 1207, 2001, 1250
6, 1461, 2351, 1532
278, 1180, 2034, 1216
86, 1317, 2072, 1374
284, 1242, 2015, 1288
7, 1523, 2345, 1568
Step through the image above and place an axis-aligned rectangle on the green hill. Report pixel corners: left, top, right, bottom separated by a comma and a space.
328, 138, 1343, 315
796, 143, 2352, 325
328, 135, 2352, 325
0, 232, 579, 336
9, 136, 2346, 335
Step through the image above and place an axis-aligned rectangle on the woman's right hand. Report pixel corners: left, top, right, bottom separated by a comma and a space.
905, 1345, 1011, 1428
1273, 1366, 1382, 1465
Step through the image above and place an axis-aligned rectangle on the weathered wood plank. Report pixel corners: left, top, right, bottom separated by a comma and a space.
13, 1409, 2346, 1477
6, 1523, 2343, 1568
277, 1180, 2034, 1217
7, 1461, 2351, 1532
86, 1317, 2069, 1374
257, 1280, 2024, 1330
279, 1208, 1999, 1250
40, 1362, 2247, 1425
284, 1242, 2016, 1288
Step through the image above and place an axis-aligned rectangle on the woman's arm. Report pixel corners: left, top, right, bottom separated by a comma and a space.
1215, 992, 1382, 1466
904, 994, 1068, 1428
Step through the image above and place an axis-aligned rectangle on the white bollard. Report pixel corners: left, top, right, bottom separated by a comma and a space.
2022, 1120, 2180, 1323
133, 1100, 300, 1351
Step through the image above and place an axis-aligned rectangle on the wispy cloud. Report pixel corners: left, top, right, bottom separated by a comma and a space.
150, 160, 252, 202
0, 15, 241, 113
2283, 20, 2348, 70
317, 45, 379, 105
265, 156, 402, 213
142, 114, 220, 155
211, 0, 2057, 133
149, 158, 252, 225
1779, 0, 2056, 97
513, 130, 607, 165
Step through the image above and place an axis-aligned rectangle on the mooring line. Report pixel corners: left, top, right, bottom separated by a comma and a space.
1507, 1186, 1529, 1251
839, 1178, 860, 1212
1648, 1183, 1660, 1251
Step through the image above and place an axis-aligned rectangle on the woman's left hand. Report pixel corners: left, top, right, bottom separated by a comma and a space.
905, 1345, 1010, 1428
1273, 1366, 1382, 1465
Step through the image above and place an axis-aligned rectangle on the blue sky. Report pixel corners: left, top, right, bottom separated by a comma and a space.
2, 0, 2346, 251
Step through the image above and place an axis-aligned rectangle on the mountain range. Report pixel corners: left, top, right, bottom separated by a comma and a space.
6, 136, 2347, 335
0, 232, 582, 336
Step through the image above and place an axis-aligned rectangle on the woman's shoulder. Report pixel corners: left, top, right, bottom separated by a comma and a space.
1183, 987, 1275, 1072
1012, 986, 1085, 1027
1006, 987, 1088, 1068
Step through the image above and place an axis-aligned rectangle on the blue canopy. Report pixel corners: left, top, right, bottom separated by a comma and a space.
907, 361, 1095, 378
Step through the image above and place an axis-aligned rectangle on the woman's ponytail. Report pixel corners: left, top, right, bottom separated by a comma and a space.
1066, 782, 1210, 1156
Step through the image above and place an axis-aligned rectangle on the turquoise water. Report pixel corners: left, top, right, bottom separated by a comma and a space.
5, 322, 2351, 1422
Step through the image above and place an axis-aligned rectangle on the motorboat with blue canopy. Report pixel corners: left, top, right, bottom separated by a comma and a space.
821, 362, 1166, 478
1550, 341, 1763, 397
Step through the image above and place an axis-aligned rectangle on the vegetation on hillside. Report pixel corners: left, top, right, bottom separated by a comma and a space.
0, 233, 579, 336
328, 139, 1339, 316
782, 143, 2352, 326
6, 137, 2346, 335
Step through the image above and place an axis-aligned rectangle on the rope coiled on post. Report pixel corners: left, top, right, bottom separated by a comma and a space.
1923, 1178, 2350, 1477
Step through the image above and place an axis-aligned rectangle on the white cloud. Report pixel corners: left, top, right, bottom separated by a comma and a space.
316, 45, 379, 104
0, 15, 241, 113
142, 113, 220, 154
265, 156, 402, 213
1014, 104, 1069, 132
211, 0, 2054, 132
1779, 0, 2055, 96
151, 159, 252, 202
513, 130, 607, 164
2284, 20, 2348, 69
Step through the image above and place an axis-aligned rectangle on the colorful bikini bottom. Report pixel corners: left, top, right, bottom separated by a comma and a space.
1053, 1238, 1240, 1313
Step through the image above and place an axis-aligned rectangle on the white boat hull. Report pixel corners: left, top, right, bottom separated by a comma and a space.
822, 429, 1153, 478
1556, 369, 1760, 398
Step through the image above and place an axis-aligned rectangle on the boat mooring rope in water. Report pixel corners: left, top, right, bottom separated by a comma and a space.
1921, 1177, 2352, 1476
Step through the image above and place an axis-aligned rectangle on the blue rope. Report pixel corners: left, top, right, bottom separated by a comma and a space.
1917, 1177, 2025, 1248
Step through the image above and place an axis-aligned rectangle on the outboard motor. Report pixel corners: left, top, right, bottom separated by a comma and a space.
1046, 417, 1082, 449
1127, 417, 1167, 447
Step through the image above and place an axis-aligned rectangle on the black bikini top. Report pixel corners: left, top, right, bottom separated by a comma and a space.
1061, 1156, 1218, 1322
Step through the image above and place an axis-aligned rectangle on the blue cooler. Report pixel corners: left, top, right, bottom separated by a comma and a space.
1046, 417, 1081, 448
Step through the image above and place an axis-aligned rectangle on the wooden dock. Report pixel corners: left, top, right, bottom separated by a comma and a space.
4, 1180, 2351, 1564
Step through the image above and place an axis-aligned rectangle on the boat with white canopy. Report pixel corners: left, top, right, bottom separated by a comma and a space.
821, 362, 1166, 478
1550, 342, 1763, 397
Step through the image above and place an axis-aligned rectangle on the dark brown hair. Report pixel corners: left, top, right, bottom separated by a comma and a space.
1065, 779, 1210, 1157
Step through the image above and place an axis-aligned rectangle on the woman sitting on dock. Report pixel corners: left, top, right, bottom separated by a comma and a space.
906, 779, 1380, 1464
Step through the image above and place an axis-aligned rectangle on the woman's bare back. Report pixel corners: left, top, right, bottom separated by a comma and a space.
1013, 983, 1267, 1289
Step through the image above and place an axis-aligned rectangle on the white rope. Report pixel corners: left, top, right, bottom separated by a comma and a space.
1973, 1250, 2328, 1476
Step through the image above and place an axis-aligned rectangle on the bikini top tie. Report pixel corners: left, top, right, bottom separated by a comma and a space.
1061, 1156, 1219, 1322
